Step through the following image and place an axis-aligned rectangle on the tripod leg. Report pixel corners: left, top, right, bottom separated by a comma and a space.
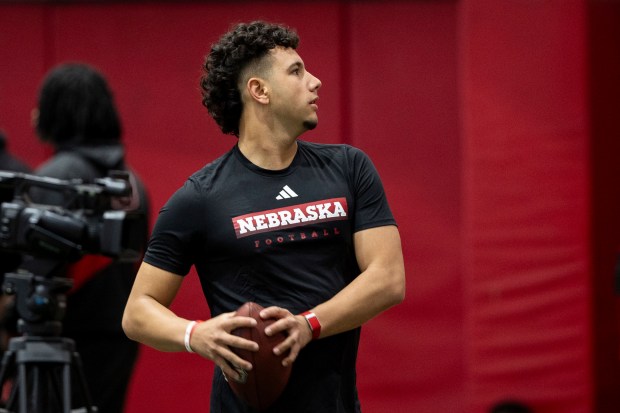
0, 350, 14, 384
0, 350, 16, 411
71, 352, 96, 413
0, 337, 98, 413
62, 363, 70, 413
17, 363, 26, 413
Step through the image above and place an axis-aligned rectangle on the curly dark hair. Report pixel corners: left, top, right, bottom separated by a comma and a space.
200, 21, 300, 136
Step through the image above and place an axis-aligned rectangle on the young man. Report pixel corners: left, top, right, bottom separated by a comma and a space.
123, 21, 405, 413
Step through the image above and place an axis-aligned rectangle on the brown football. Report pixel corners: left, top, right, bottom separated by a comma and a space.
228, 302, 292, 411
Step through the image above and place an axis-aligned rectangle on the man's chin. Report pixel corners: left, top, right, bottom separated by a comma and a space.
303, 119, 318, 131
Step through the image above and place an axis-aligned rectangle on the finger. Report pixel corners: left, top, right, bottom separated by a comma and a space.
216, 357, 250, 383
259, 306, 290, 320
215, 311, 258, 327
279, 341, 300, 367
217, 346, 254, 372
272, 333, 296, 357
264, 320, 282, 337
227, 334, 259, 352
225, 315, 258, 332
264, 316, 296, 336
226, 363, 250, 384
217, 311, 237, 319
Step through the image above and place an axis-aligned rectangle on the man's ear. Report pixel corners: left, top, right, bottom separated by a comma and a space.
31, 108, 40, 128
247, 77, 269, 104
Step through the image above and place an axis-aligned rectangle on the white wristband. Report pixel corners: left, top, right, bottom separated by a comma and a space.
184, 320, 199, 353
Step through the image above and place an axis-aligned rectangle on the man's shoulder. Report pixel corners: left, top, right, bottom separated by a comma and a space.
299, 140, 362, 156
298, 140, 350, 151
190, 147, 232, 174
298, 140, 368, 164
178, 148, 236, 196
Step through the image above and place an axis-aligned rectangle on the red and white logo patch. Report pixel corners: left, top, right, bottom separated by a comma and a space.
232, 197, 348, 238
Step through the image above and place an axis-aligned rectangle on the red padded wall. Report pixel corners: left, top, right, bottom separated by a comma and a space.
0, 5, 49, 163
349, 3, 463, 411
460, 2, 593, 412
1, 1, 619, 412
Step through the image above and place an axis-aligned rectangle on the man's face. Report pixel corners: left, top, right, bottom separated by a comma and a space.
264, 47, 322, 134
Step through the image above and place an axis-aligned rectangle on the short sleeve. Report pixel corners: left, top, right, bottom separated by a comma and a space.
347, 146, 396, 232
143, 179, 204, 275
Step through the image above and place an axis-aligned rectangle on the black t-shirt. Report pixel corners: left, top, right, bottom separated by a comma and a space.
145, 140, 396, 413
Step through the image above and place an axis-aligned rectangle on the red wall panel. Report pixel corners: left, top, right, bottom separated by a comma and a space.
0, 5, 50, 165
460, 1, 593, 412
349, 2, 463, 412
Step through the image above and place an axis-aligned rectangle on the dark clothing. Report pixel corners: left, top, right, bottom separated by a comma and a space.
0, 133, 31, 299
145, 140, 395, 413
0, 133, 31, 175
31, 144, 150, 413
71, 332, 139, 413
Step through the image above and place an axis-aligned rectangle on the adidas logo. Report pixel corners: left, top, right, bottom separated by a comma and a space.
276, 185, 298, 200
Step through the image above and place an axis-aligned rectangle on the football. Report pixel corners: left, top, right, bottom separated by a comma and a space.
228, 302, 292, 411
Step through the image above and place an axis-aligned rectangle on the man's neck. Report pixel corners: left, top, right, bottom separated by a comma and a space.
237, 134, 299, 171
237, 100, 305, 170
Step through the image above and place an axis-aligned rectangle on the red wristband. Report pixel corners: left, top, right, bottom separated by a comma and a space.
301, 311, 321, 340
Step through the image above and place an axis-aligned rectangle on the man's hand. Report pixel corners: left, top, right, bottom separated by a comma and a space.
259, 306, 313, 367
190, 312, 259, 381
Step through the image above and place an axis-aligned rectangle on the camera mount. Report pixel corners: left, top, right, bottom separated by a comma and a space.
0, 171, 142, 413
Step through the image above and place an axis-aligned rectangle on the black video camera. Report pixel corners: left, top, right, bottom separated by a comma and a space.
0, 170, 143, 263
0, 170, 144, 334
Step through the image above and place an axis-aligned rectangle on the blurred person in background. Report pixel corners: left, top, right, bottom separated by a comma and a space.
30, 62, 150, 413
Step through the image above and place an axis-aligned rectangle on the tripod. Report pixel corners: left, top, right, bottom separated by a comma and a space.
0, 267, 98, 413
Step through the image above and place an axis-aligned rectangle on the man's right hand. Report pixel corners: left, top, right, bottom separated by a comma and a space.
189, 312, 259, 381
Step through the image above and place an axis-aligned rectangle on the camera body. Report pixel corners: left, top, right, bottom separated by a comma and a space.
1, 202, 139, 263
0, 170, 143, 262
0, 170, 145, 334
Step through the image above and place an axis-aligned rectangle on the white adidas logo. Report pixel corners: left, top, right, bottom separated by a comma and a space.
276, 185, 298, 200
